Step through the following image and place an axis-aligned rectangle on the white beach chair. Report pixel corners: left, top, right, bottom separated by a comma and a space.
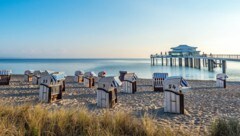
163, 76, 190, 114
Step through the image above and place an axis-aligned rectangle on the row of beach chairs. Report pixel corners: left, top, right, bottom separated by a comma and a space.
0, 69, 228, 114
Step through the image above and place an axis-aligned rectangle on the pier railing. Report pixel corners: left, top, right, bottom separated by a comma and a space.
206, 54, 240, 60
151, 54, 240, 61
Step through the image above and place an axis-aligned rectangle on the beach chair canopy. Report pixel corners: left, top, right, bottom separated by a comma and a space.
75, 70, 84, 76
33, 70, 44, 77
0, 70, 12, 75
153, 73, 168, 79
24, 70, 34, 75
84, 71, 97, 77
119, 71, 127, 75
123, 73, 138, 82
163, 76, 189, 92
217, 73, 228, 80
166, 76, 189, 87
45, 70, 55, 75
98, 71, 106, 77
99, 76, 122, 87
51, 72, 66, 81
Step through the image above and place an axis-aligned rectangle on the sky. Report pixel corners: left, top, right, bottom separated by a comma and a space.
0, 0, 240, 58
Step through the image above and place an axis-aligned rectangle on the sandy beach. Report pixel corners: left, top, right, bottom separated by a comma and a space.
1, 75, 240, 134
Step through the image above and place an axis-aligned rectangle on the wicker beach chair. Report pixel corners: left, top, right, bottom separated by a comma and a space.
24, 70, 34, 82
152, 73, 168, 92
121, 73, 138, 94
39, 72, 66, 103
163, 76, 190, 114
74, 70, 85, 83
0, 70, 12, 85
84, 71, 97, 88
97, 77, 119, 108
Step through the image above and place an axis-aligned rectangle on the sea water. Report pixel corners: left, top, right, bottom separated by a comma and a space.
0, 58, 240, 81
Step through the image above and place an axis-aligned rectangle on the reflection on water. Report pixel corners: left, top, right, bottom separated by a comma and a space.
0, 59, 240, 81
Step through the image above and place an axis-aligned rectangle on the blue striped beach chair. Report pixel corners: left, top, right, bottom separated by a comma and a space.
152, 73, 168, 92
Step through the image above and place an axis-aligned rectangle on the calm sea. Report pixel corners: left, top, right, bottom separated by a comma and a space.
0, 59, 240, 81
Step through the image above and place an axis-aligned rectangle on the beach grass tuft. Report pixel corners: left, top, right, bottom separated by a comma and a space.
209, 118, 240, 136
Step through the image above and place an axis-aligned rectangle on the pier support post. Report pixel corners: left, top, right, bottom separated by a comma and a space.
166, 58, 168, 66
222, 60, 227, 74
170, 58, 173, 66
185, 58, 189, 67
179, 58, 182, 66
190, 58, 193, 68
194, 59, 196, 68
198, 59, 201, 69
153, 58, 155, 66
208, 59, 214, 72
162, 57, 164, 66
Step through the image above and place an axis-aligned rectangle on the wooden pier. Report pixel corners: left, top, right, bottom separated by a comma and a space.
150, 53, 240, 74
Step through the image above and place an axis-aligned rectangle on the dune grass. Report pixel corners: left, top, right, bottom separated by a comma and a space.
209, 118, 240, 136
2, 104, 239, 136
0, 105, 189, 136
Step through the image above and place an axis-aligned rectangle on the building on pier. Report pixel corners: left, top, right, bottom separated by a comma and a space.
169, 45, 200, 57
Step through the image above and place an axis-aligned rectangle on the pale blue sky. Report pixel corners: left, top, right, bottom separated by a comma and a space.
0, 0, 240, 58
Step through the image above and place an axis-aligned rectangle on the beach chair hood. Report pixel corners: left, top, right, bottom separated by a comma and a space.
0, 70, 12, 75
98, 76, 122, 91
75, 70, 84, 76
123, 73, 138, 82
84, 71, 97, 77
98, 76, 122, 87
51, 72, 66, 81
153, 73, 168, 78
24, 70, 34, 75
217, 73, 228, 80
98, 71, 106, 77
33, 70, 46, 77
163, 76, 189, 92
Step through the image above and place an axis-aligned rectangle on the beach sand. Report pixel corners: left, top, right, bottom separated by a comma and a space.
1, 75, 240, 134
